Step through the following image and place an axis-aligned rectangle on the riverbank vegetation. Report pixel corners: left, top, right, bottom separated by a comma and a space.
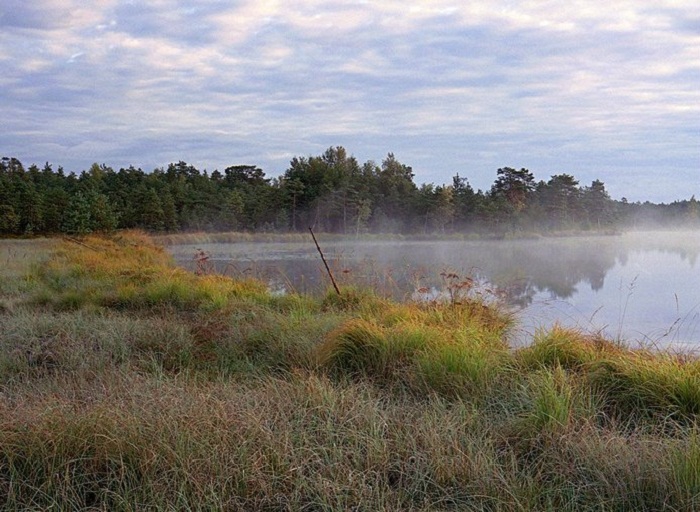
2, 149, 698, 237
1, 232, 700, 510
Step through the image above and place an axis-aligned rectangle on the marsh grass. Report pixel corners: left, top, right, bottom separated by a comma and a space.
588, 351, 700, 422
1, 233, 700, 510
0, 239, 54, 314
29, 233, 269, 313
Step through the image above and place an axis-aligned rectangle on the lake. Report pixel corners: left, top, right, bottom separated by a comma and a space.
168, 231, 700, 350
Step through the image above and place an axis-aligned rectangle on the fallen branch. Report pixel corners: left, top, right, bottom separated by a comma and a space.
309, 227, 341, 296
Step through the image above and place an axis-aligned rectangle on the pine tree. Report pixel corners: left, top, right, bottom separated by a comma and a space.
62, 192, 93, 235
89, 191, 118, 232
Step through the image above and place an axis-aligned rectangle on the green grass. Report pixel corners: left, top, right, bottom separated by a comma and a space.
1, 233, 700, 510
0, 238, 54, 313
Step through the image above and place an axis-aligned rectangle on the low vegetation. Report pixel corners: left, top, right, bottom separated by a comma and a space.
1, 232, 699, 510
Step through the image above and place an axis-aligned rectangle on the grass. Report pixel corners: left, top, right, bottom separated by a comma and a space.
1, 232, 699, 510
0, 238, 55, 312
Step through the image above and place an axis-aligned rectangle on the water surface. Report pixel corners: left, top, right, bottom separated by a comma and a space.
168, 231, 700, 350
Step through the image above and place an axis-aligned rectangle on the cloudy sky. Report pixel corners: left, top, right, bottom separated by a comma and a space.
1, 1, 698, 202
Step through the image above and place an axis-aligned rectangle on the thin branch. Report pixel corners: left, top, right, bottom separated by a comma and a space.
309, 227, 341, 296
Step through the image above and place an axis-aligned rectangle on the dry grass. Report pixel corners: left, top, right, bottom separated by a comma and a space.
1, 233, 699, 510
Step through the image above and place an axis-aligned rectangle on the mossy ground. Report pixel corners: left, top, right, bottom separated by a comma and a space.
0, 232, 699, 510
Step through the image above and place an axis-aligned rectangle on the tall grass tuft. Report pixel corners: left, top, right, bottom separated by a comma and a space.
317, 318, 388, 377
517, 325, 619, 371
320, 285, 388, 316
517, 365, 576, 436
589, 352, 700, 422
670, 429, 700, 506
417, 342, 508, 399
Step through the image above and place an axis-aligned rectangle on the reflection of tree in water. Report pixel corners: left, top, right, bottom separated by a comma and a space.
678, 249, 696, 267
496, 278, 537, 309
172, 232, 699, 307
179, 240, 620, 304
327, 238, 623, 307
654, 247, 698, 267
471, 233, 698, 306
622, 232, 699, 266
461, 239, 620, 307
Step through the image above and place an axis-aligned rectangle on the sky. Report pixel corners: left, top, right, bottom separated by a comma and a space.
1, 1, 698, 203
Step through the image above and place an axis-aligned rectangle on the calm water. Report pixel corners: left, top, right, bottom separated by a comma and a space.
169, 231, 700, 350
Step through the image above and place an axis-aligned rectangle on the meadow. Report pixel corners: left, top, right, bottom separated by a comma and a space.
1, 232, 699, 511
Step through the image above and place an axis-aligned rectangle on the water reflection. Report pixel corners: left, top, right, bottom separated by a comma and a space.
169, 231, 700, 348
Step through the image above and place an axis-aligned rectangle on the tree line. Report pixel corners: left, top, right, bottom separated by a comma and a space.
1, 148, 698, 236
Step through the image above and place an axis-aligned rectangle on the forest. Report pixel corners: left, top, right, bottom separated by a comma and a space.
1, 147, 698, 236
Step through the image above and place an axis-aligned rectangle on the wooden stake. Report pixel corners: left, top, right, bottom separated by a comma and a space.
309, 227, 341, 295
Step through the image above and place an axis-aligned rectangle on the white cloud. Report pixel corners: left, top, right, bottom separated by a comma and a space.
0, 0, 698, 201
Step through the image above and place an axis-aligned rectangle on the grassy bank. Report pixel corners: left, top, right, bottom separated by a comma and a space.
1, 232, 699, 510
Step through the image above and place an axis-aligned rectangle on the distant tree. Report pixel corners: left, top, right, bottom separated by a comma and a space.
222, 164, 274, 229
317, 147, 363, 233
4, 152, 695, 236
373, 153, 418, 231
139, 188, 166, 231
160, 189, 179, 232
218, 190, 245, 231
0, 205, 20, 234
490, 167, 536, 230
582, 179, 614, 229
434, 185, 455, 232
282, 177, 305, 231
89, 191, 118, 232
685, 196, 699, 225
107, 166, 147, 228
419, 184, 455, 233
416, 183, 437, 233
41, 187, 70, 233
491, 167, 536, 211
223, 165, 268, 189
60, 189, 117, 234
80, 163, 110, 192
452, 174, 479, 228
538, 174, 581, 228
17, 180, 44, 234
282, 147, 364, 232
354, 198, 372, 236
62, 192, 93, 235
283, 156, 325, 220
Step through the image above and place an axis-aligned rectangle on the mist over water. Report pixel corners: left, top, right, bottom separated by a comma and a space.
169, 231, 700, 350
